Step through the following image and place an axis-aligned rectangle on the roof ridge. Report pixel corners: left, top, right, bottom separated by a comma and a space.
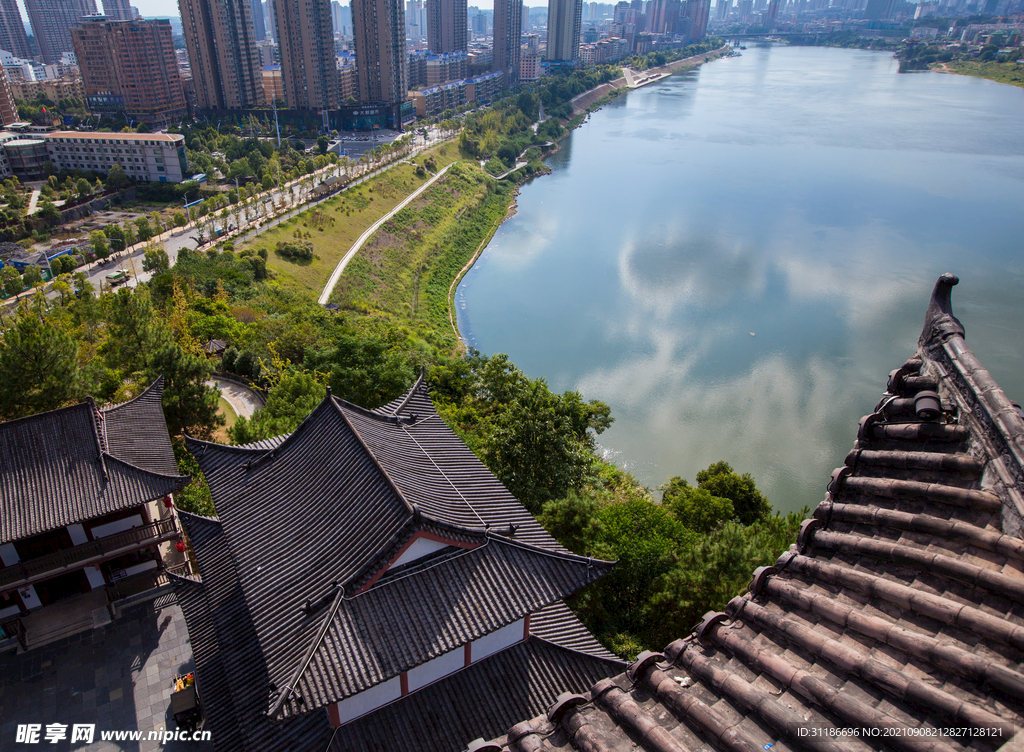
389, 372, 428, 416
99, 375, 164, 415
102, 452, 191, 485
526, 634, 627, 667
329, 395, 418, 518
0, 398, 94, 429
269, 585, 346, 720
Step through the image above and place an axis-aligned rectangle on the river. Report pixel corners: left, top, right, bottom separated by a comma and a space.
456, 45, 1024, 515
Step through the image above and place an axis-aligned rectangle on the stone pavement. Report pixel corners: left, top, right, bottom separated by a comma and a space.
0, 594, 212, 752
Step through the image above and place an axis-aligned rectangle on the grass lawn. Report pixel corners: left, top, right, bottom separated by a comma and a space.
213, 396, 238, 443
238, 141, 463, 298
939, 60, 1024, 88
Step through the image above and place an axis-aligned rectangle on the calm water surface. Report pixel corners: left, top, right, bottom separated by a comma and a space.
457, 45, 1024, 514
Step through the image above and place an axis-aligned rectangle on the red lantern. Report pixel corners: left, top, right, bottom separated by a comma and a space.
162, 496, 174, 509
175, 541, 186, 553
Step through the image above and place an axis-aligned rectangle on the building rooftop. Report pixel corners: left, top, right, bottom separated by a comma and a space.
0, 378, 187, 545
175, 380, 621, 751
477, 274, 1024, 752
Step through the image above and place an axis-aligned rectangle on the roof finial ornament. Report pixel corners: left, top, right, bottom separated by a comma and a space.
919, 273, 965, 354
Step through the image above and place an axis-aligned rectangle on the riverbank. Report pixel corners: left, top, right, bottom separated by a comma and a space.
569, 46, 731, 116
933, 59, 1024, 88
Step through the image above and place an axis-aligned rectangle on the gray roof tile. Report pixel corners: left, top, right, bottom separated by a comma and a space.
0, 380, 188, 544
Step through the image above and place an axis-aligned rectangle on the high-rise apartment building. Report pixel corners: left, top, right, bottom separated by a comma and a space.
178, 0, 264, 109
426, 0, 467, 53
251, 0, 266, 40
649, 0, 680, 31
684, 0, 710, 39
492, 0, 521, 88
406, 0, 427, 38
0, 0, 30, 59
102, 0, 133, 20
546, 0, 583, 63
274, 0, 337, 109
352, 0, 407, 105
25, 0, 97, 64
71, 17, 187, 126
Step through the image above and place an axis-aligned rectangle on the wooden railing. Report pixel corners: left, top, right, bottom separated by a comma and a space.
0, 517, 178, 591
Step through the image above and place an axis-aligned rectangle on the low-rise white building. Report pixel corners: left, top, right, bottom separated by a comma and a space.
43, 132, 188, 183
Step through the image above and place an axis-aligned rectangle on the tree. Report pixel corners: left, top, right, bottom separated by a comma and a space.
142, 245, 170, 273
90, 230, 109, 259
105, 163, 131, 190
1, 266, 22, 297
21, 264, 43, 288
661, 478, 734, 534
147, 343, 223, 438
134, 216, 153, 242
229, 371, 326, 444
173, 211, 188, 228
0, 298, 81, 419
76, 178, 92, 197
317, 135, 329, 155
694, 461, 771, 525
38, 200, 61, 225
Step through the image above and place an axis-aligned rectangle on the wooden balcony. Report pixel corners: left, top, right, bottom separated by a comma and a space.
0, 517, 179, 592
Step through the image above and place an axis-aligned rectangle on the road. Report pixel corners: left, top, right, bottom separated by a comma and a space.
11, 125, 454, 302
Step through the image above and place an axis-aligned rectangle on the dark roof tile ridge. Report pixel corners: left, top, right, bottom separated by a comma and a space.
328, 394, 418, 517
99, 375, 164, 415
783, 552, 1024, 652
101, 449, 191, 485
809, 527, 1024, 604
726, 594, 1017, 736
488, 532, 617, 569
176, 509, 222, 525
825, 500, 1024, 562
184, 433, 268, 458
84, 396, 108, 479
387, 372, 429, 416
269, 585, 346, 721
691, 607, 971, 749
242, 395, 345, 473
336, 395, 405, 423
341, 537, 493, 600
760, 571, 1024, 702
664, 636, 858, 752
0, 397, 93, 429
526, 634, 627, 668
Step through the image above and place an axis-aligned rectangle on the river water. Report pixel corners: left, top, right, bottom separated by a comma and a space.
456, 45, 1024, 515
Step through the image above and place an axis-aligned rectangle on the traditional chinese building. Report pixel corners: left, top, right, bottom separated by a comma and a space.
0, 379, 188, 648
174, 378, 624, 751
478, 274, 1024, 752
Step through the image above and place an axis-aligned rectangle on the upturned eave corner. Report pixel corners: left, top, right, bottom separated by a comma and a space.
918, 272, 965, 356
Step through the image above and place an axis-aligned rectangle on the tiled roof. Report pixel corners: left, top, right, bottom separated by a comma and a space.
283, 534, 613, 718
0, 381, 188, 545
176, 380, 619, 751
100, 377, 179, 477
328, 634, 624, 752
480, 274, 1024, 752
344, 376, 568, 550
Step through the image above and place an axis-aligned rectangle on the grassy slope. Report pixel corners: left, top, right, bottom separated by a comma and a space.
938, 60, 1024, 88
239, 142, 462, 297
329, 160, 513, 350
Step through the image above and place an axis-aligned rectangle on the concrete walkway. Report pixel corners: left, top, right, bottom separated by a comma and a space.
318, 162, 453, 305
0, 597, 206, 751
206, 377, 263, 419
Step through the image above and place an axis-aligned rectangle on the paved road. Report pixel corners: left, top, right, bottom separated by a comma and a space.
206, 377, 263, 419
317, 162, 453, 305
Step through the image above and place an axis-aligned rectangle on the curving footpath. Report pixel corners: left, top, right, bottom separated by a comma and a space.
318, 162, 453, 305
